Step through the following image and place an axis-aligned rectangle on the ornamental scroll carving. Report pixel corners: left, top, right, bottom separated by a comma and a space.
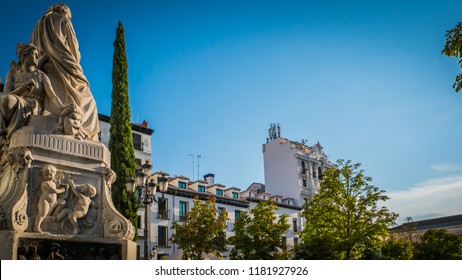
0, 147, 33, 231
101, 166, 135, 240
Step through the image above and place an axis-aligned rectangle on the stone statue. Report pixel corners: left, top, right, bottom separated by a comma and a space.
1, 43, 64, 139
54, 103, 88, 140
55, 179, 97, 235
30, 3, 100, 141
34, 164, 68, 233
0, 4, 137, 260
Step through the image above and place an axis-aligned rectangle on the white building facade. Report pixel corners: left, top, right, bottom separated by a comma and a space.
98, 114, 153, 170
99, 118, 331, 259
263, 123, 333, 206
142, 172, 302, 259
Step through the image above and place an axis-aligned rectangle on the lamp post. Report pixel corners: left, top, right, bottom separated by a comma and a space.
125, 161, 169, 260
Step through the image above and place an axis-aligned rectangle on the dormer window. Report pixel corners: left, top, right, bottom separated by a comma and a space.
216, 189, 223, 195
232, 192, 239, 199
178, 182, 186, 189
198, 185, 205, 192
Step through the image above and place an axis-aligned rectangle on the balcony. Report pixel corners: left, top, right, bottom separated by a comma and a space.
154, 236, 171, 248
157, 209, 170, 220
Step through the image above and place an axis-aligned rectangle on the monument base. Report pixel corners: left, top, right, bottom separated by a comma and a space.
0, 116, 136, 259
0, 231, 136, 260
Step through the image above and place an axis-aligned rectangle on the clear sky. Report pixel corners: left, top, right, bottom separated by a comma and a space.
1, 0, 461, 221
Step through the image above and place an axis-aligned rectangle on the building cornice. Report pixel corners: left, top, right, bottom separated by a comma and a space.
166, 186, 249, 208
245, 197, 302, 210
98, 113, 155, 135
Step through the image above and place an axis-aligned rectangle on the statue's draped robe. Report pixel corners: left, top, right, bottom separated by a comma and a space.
31, 11, 99, 141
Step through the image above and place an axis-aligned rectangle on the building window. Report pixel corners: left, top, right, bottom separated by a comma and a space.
216, 189, 223, 195
136, 245, 141, 260
294, 237, 299, 248
318, 167, 323, 179
137, 215, 142, 229
232, 192, 239, 199
178, 182, 187, 189
158, 198, 168, 219
301, 161, 306, 173
198, 185, 205, 192
179, 201, 188, 221
218, 207, 226, 217
293, 218, 298, 233
135, 188, 141, 200
135, 158, 142, 170
235, 210, 241, 221
282, 237, 287, 250
132, 133, 142, 151
158, 226, 168, 247
302, 179, 307, 188
313, 166, 317, 179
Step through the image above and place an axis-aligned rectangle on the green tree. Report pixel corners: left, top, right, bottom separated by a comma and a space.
442, 22, 462, 92
295, 234, 342, 260
299, 159, 398, 259
229, 200, 290, 260
171, 197, 228, 259
109, 21, 139, 238
415, 229, 462, 260
381, 238, 414, 260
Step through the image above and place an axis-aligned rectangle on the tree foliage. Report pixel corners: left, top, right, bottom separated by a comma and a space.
229, 200, 290, 260
171, 197, 228, 260
109, 21, 138, 239
415, 229, 462, 260
442, 22, 462, 92
299, 159, 398, 259
381, 238, 414, 260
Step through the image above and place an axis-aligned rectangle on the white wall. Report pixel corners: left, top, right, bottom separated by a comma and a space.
264, 139, 303, 206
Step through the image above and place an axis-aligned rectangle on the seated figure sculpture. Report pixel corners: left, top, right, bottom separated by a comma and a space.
1, 43, 64, 139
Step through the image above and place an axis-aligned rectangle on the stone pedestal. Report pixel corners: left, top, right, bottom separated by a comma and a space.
0, 116, 136, 260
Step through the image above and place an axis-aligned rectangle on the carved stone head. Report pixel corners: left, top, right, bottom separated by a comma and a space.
41, 164, 57, 181
80, 184, 97, 198
46, 3, 72, 19
16, 43, 39, 68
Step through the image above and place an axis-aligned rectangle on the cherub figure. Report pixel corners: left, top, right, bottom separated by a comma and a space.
56, 179, 97, 235
34, 164, 68, 233
54, 103, 88, 139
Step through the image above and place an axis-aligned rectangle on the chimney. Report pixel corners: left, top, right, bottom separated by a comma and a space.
204, 173, 215, 185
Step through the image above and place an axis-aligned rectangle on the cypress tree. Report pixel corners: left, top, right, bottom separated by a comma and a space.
109, 21, 138, 239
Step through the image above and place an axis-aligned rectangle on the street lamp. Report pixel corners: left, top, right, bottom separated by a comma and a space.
125, 161, 169, 260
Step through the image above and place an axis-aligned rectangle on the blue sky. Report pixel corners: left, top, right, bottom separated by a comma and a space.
1, 0, 461, 221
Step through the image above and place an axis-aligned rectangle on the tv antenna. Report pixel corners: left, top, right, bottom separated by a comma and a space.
187, 154, 195, 181
197, 155, 201, 181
